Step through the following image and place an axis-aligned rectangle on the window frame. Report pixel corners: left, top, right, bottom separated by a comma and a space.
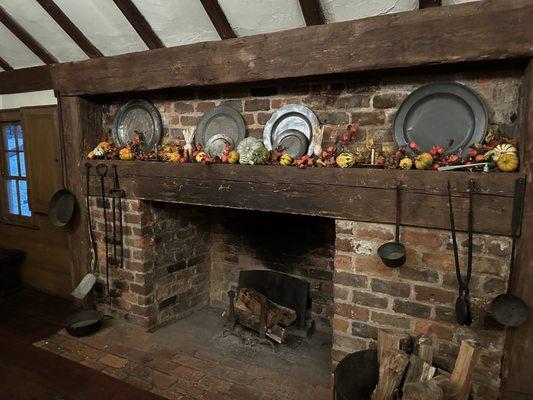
0, 109, 35, 227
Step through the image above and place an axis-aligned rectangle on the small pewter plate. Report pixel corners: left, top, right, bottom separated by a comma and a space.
196, 105, 245, 150
263, 104, 318, 156
112, 99, 162, 152
393, 82, 487, 156
205, 133, 235, 158
272, 129, 309, 158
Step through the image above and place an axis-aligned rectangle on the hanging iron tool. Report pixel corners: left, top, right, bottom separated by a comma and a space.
109, 164, 124, 269
96, 163, 110, 297
447, 179, 475, 326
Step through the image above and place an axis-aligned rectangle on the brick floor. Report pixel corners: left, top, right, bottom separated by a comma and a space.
36, 307, 331, 400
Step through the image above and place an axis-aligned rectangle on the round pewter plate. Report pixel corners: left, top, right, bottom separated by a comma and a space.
205, 133, 235, 158
263, 104, 318, 156
393, 82, 487, 156
273, 129, 309, 158
196, 105, 245, 149
112, 99, 162, 152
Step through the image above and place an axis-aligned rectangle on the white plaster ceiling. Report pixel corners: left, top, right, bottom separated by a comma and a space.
0, 0, 481, 71
218, 0, 306, 36
131, 0, 220, 47
53, 0, 147, 56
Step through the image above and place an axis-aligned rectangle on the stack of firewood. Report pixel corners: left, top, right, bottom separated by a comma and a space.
372, 330, 480, 400
231, 288, 297, 343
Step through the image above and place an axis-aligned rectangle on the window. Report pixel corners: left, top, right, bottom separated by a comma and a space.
1, 122, 32, 220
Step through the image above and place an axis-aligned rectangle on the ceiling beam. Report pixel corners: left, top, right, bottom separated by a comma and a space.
200, 0, 236, 39
299, 0, 326, 25
419, 0, 442, 8
112, 0, 164, 49
0, 56, 14, 71
36, 0, 103, 58
0, 65, 52, 94
0, 6, 58, 64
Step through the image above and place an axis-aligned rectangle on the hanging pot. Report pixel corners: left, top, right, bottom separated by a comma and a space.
48, 188, 77, 227
378, 183, 406, 268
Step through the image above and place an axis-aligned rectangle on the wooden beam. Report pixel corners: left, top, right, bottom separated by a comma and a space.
419, 0, 442, 9
501, 59, 533, 398
299, 0, 326, 26
36, 0, 103, 58
112, 0, 163, 49
51, 0, 533, 96
0, 6, 58, 64
200, 0, 236, 39
84, 160, 521, 236
0, 65, 52, 94
0, 56, 13, 71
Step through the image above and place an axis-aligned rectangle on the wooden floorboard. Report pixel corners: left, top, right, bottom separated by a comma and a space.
0, 290, 163, 400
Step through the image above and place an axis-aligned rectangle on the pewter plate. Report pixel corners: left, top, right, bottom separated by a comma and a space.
273, 129, 309, 158
263, 104, 318, 156
393, 82, 487, 156
196, 105, 245, 150
205, 133, 235, 158
112, 99, 162, 152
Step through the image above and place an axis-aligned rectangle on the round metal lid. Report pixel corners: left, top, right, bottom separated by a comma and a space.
196, 105, 245, 150
272, 129, 309, 158
112, 99, 162, 152
393, 82, 487, 156
263, 104, 318, 156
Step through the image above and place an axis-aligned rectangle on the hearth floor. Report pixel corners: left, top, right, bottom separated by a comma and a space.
35, 306, 331, 400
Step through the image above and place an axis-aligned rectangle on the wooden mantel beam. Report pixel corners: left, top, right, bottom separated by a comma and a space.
299, 0, 326, 26
0, 6, 58, 64
36, 0, 103, 59
200, 0, 236, 40
51, 0, 533, 96
112, 0, 164, 49
0, 65, 52, 94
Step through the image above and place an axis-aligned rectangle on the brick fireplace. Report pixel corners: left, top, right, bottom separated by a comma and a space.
82, 63, 523, 400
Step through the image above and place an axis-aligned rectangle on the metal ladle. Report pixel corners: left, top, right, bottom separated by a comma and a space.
378, 183, 406, 268
491, 177, 530, 327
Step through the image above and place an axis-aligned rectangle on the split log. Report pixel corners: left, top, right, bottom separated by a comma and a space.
372, 349, 410, 400
404, 354, 436, 384
450, 340, 480, 400
416, 336, 434, 364
377, 330, 412, 364
266, 325, 287, 344
432, 375, 454, 400
235, 288, 297, 328
403, 380, 443, 400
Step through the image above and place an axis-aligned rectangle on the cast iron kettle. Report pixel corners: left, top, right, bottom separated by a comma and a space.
447, 179, 475, 326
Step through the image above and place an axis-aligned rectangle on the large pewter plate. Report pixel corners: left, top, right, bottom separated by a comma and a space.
196, 105, 245, 150
393, 82, 487, 156
263, 104, 318, 156
112, 99, 162, 152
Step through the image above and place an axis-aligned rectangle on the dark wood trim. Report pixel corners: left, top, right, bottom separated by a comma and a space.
84, 160, 520, 236
419, 0, 442, 9
299, 0, 326, 26
36, 0, 103, 58
0, 65, 53, 95
0, 6, 58, 64
0, 56, 13, 71
501, 59, 533, 399
200, 0, 236, 39
51, 0, 533, 96
112, 0, 163, 49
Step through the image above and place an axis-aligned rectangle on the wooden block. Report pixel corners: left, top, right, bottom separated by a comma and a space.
377, 330, 411, 364
403, 381, 443, 400
450, 340, 480, 400
372, 349, 410, 400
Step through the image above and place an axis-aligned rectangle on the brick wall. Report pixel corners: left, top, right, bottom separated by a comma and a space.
333, 221, 511, 400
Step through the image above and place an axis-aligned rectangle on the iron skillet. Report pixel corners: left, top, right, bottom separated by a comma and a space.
63, 310, 105, 337
48, 188, 77, 227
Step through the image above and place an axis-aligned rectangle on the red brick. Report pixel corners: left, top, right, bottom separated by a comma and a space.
421, 252, 455, 270
334, 254, 352, 271
333, 318, 350, 333
414, 285, 455, 305
196, 101, 215, 112
401, 229, 444, 249
370, 311, 411, 329
172, 379, 205, 398
152, 370, 178, 388
334, 303, 369, 321
370, 278, 410, 298
174, 365, 204, 382
244, 99, 270, 111
353, 256, 394, 277
172, 101, 194, 113
99, 354, 128, 369
414, 320, 454, 340
271, 97, 301, 108
355, 227, 394, 241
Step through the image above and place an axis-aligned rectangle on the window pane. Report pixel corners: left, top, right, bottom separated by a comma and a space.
18, 152, 26, 177
18, 180, 31, 217
7, 151, 19, 176
6, 179, 19, 215
3, 125, 16, 150
16, 125, 24, 150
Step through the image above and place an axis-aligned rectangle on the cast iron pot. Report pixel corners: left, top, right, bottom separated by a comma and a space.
63, 310, 105, 337
334, 349, 379, 400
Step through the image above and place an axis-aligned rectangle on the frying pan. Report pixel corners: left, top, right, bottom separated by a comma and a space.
48, 188, 77, 227
491, 177, 530, 327
63, 310, 105, 337
377, 183, 406, 268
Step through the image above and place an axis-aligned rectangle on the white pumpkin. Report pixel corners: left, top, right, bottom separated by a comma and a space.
491, 143, 517, 161
92, 146, 106, 157
237, 137, 263, 165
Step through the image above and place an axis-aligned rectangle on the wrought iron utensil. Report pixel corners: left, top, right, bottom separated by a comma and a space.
377, 183, 406, 268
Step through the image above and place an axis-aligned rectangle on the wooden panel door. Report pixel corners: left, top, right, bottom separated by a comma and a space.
21, 106, 62, 214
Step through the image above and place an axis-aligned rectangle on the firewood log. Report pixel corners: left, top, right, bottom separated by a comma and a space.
416, 336, 433, 364
403, 381, 443, 400
266, 325, 287, 344
372, 349, 410, 400
236, 288, 297, 328
450, 340, 480, 400
404, 354, 436, 384
377, 330, 412, 364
